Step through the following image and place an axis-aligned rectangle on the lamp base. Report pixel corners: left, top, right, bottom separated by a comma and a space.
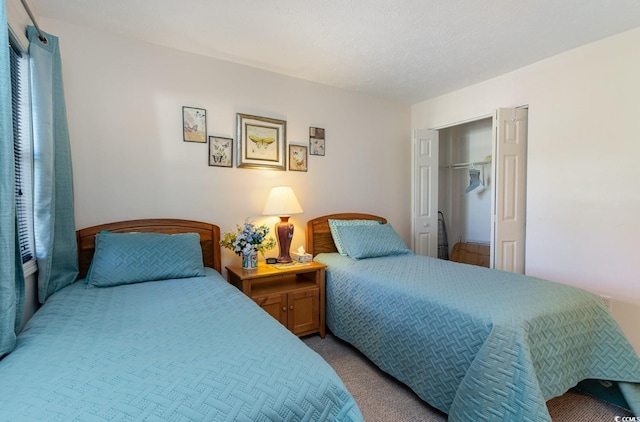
275, 216, 294, 263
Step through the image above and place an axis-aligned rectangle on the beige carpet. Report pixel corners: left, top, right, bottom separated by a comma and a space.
303, 333, 634, 422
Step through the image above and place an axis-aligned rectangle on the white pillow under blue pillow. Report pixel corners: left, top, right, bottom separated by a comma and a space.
335, 224, 413, 259
87, 231, 205, 287
328, 219, 382, 255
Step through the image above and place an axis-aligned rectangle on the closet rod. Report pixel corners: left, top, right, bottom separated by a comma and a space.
20, 0, 48, 44
442, 160, 492, 169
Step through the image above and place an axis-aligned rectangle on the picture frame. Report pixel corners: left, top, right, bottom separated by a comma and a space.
236, 113, 286, 170
289, 144, 308, 172
208, 136, 233, 167
309, 127, 325, 156
182, 106, 207, 143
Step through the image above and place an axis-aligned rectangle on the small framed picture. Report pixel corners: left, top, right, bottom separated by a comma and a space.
309, 127, 325, 156
236, 113, 286, 170
208, 136, 233, 167
183, 106, 206, 143
289, 144, 308, 172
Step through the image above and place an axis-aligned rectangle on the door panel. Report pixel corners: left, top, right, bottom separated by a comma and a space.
289, 288, 319, 335
492, 108, 528, 273
254, 293, 287, 326
413, 129, 439, 257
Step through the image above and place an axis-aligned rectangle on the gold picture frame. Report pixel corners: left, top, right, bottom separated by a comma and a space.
236, 113, 286, 170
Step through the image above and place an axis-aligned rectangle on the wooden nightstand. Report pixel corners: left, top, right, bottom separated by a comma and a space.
226, 261, 326, 338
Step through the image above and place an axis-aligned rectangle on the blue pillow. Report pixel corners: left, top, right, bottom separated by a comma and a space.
88, 231, 205, 287
328, 219, 382, 255
336, 224, 413, 259
83, 230, 111, 283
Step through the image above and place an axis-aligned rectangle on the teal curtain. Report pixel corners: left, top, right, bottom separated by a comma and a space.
0, 2, 25, 357
27, 26, 78, 303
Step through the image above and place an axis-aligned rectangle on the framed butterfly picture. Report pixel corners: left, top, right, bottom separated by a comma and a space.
208, 136, 233, 168
236, 113, 286, 170
289, 145, 307, 172
309, 127, 325, 156
182, 106, 206, 143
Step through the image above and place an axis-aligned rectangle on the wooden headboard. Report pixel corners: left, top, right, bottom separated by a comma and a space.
76, 218, 221, 279
305, 213, 387, 256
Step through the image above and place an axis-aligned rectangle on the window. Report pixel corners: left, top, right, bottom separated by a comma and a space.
9, 39, 37, 276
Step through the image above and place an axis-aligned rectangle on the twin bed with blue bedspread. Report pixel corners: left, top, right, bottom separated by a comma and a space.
0, 219, 363, 421
306, 213, 640, 421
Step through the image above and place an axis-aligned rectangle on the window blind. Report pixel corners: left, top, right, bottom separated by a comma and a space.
9, 40, 37, 274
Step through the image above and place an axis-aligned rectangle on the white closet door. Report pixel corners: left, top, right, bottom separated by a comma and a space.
413, 129, 439, 257
492, 108, 528, 273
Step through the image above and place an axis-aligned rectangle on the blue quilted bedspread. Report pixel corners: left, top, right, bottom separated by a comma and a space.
0, 268, 363, 422
315, 253, 640, 421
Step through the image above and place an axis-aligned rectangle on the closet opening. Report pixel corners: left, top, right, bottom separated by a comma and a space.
438, 117, 493, 266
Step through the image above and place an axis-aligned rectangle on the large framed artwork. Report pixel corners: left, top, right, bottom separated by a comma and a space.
236, 113, 286, 170
182, 106, 207, 143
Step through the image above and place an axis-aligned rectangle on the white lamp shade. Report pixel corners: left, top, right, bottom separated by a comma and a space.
262, 186, 303, 216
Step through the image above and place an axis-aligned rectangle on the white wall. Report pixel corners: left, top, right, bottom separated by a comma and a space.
412, 28, 640, 352
40, 18, 411, 275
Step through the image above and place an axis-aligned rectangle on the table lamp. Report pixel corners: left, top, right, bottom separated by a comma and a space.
262, 186, 303, 263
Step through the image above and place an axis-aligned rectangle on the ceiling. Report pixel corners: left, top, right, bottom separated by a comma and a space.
30, 0, 640, 104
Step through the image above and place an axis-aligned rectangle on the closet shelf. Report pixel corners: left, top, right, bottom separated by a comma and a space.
441, 160, 492, 169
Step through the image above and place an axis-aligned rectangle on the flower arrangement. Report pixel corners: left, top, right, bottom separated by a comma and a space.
220, 219, 276, 257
